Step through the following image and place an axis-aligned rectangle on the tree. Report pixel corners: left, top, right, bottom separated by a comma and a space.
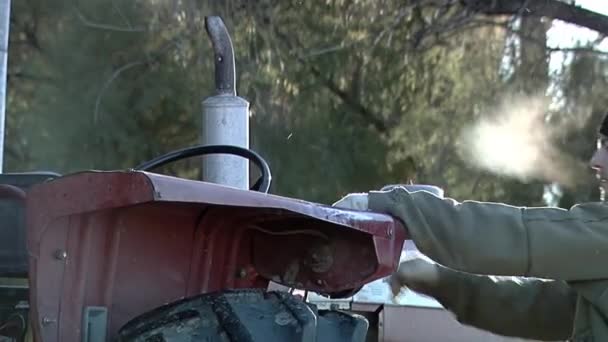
460, 0, 608, 36
3, 0, 605, 206
371, 1, 608, 58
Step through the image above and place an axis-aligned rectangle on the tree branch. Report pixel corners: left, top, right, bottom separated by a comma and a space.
93, 36, 185, 123
307, 65, 388, 133
470, 19, 608, 56
94, 60, 146, 123
8, 71, 55, 83
111, 0, 134, 29
74, 7, 146, 33
460, 0, 608, 36
392, 7, 608, 56
272, 28, 389, 134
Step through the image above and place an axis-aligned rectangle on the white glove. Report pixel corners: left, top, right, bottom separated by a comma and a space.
334, 194, 440, 297
332, 193, 369, 211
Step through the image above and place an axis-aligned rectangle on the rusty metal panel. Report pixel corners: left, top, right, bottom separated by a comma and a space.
32, 216, 69, 342
252, 223, 380, 291
25, 171, 406, 341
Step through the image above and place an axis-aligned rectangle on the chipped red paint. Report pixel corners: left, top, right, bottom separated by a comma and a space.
25, 171, 406, 341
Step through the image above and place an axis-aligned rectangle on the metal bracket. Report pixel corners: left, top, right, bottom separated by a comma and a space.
82, 306, 107, 342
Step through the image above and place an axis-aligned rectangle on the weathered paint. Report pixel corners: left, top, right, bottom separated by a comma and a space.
25, 171, 406, 341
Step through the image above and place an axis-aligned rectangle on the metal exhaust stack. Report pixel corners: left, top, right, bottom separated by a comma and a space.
202, 16, 249, 189
0, 0, 10, 173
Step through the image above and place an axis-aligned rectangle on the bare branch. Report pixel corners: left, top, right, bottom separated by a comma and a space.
460, 0, 608, 36
272, 27, 389, 133
298, 42, 358, 59
111, 0, 133, 29
471, 19, 608, 56
74, 7, 146, 33
308, 64, 389, 133
94, 60, 145, 123
8, 71, 55, 83
390, 5, 608, 57
373, 5, 415, 47
94, 36, 185, 123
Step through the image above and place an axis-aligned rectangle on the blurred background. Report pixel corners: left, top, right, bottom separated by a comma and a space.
4, 0, 608, 207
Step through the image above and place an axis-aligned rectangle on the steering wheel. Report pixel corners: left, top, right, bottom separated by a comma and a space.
134, 145, 272, 193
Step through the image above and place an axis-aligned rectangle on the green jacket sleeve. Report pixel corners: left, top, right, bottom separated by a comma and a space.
419, 265, 576, 341
368, 188, 608, 280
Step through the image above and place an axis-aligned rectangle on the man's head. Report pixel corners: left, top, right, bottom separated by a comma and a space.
590, 112, 608, 199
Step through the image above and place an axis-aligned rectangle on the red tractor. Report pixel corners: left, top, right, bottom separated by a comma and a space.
0, 16, 406, 342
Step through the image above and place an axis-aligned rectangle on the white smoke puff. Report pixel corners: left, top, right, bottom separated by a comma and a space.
461, 94, 585, 188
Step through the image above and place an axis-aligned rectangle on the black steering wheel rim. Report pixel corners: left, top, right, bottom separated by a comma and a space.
134, 144, 272, 193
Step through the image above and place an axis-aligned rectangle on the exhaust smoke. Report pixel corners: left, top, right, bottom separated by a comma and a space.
460, 95, 587, 188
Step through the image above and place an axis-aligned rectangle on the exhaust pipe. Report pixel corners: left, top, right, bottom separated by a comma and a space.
201, 16, 250, 189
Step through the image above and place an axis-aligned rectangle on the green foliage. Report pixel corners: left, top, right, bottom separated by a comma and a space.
3, 0, 604, 206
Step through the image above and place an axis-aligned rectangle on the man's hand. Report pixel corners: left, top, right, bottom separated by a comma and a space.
334, 194, 440, 294
389, 258, 440, 297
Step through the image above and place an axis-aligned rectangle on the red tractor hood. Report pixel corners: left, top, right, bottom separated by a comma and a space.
25, 171, 406, 341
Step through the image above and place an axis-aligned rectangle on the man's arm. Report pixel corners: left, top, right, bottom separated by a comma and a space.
368, 188, 608, 280
413, 262, 577, 341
